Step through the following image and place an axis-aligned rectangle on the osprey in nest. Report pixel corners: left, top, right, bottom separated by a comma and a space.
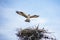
16, 11, 39, 22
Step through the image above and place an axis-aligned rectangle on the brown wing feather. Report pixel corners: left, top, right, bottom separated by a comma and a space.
30, 15, 39, 18
16, 11, 28, 18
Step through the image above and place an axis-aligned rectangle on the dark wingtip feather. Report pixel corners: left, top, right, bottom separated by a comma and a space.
16, 11, 19, 13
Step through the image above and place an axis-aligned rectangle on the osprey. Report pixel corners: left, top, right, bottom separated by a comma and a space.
16, 11, 39, 22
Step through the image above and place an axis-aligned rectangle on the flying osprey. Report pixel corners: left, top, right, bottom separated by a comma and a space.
16, 11, 39, 22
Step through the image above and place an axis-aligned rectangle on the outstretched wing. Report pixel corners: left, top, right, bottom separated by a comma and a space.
30, 15, 39, 18
16, 11, 28, 18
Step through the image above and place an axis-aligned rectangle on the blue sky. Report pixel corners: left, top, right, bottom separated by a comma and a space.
0, 0, 60, 40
